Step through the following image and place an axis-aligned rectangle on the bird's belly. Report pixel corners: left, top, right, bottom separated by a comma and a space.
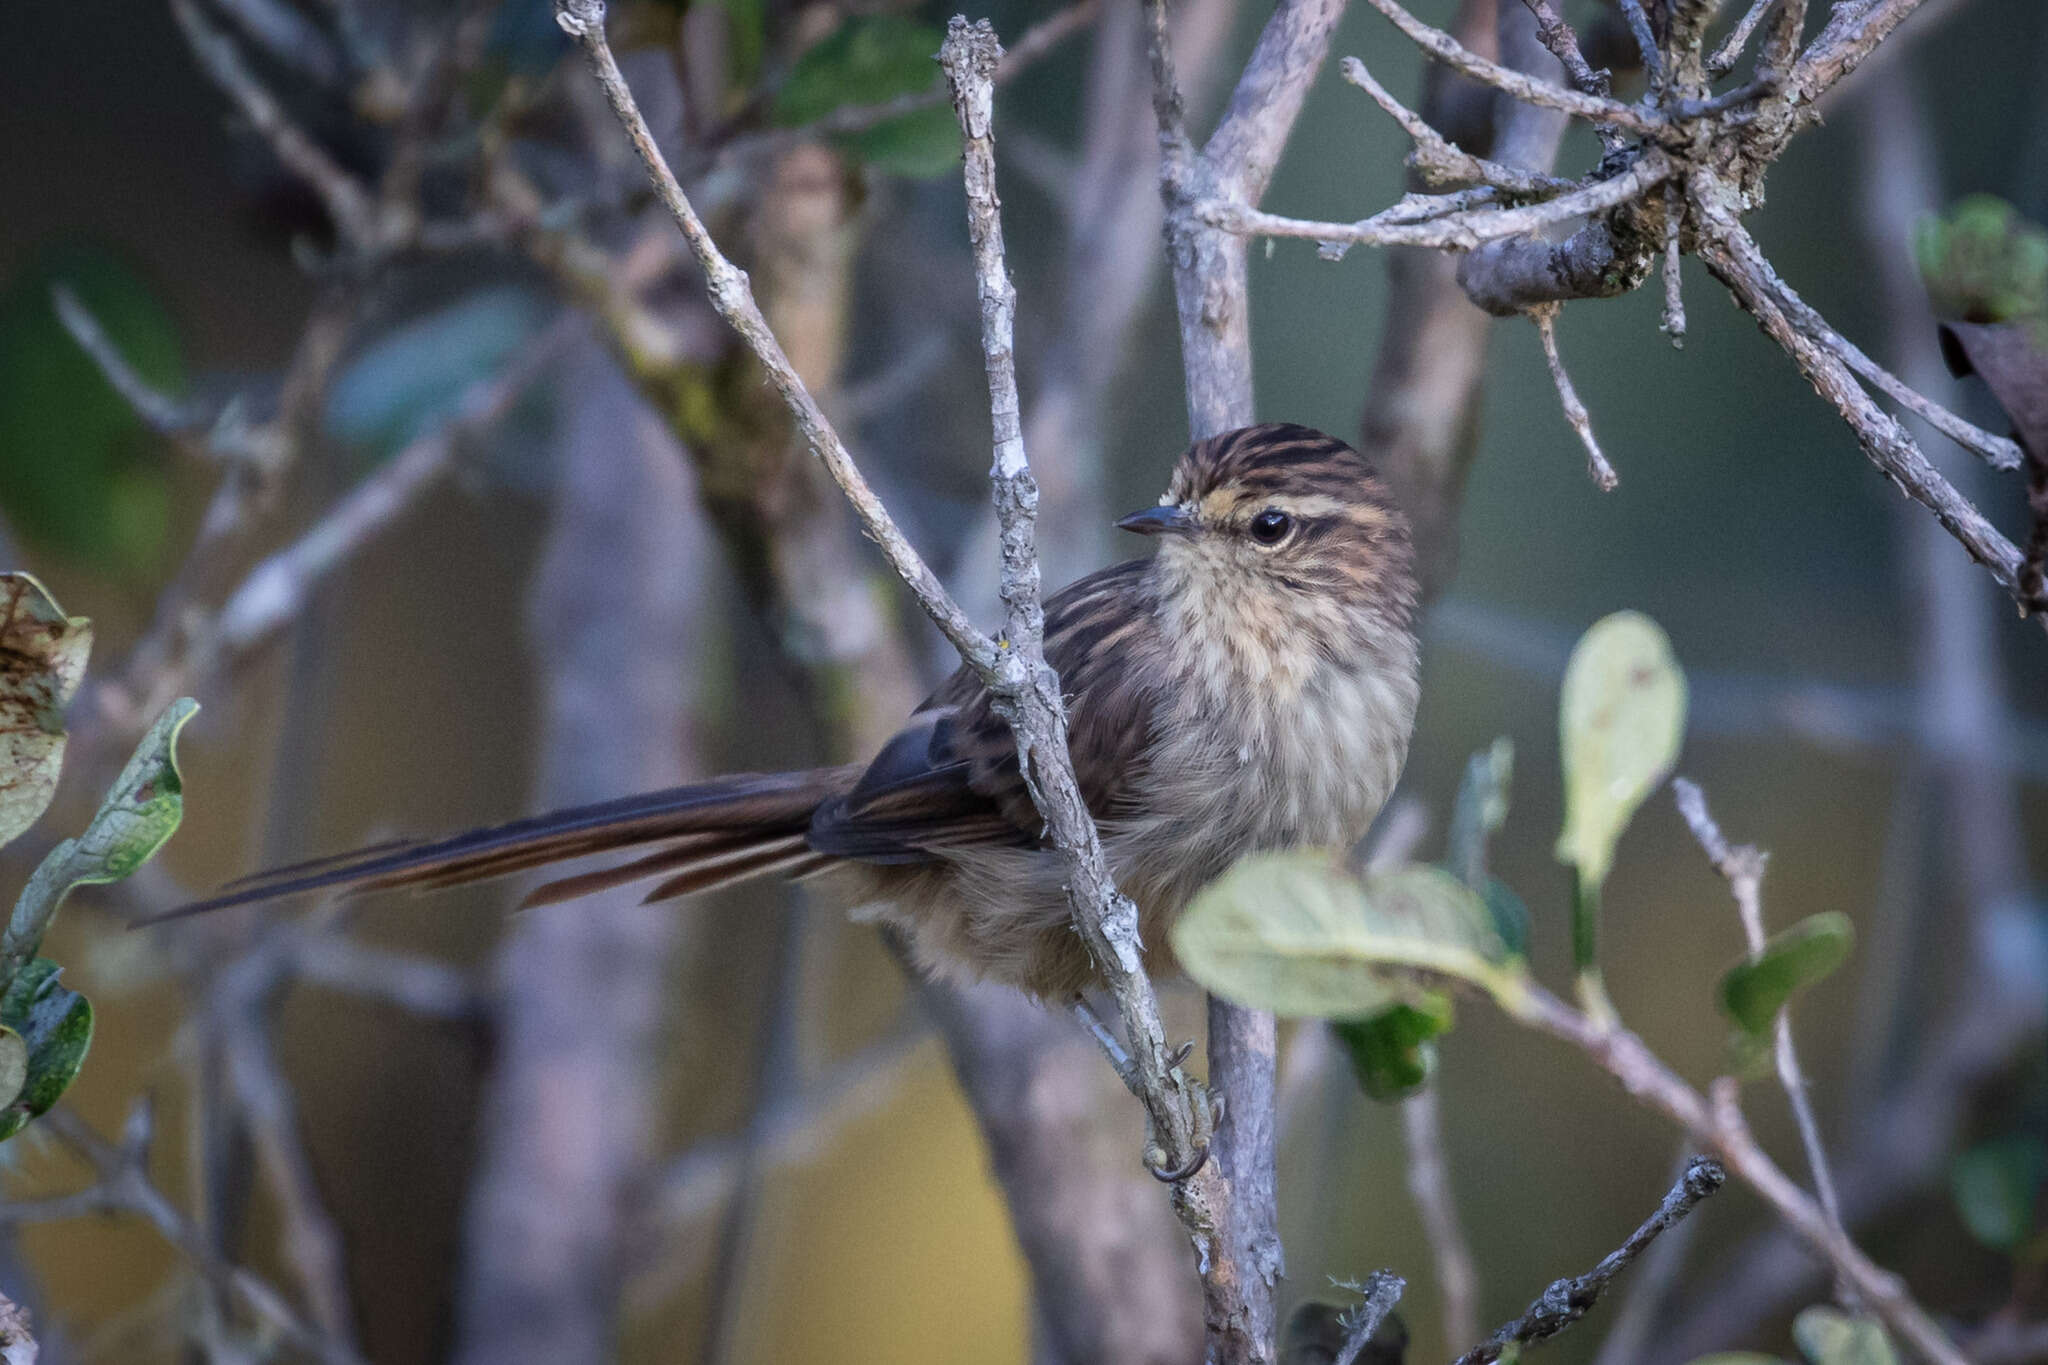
1135, 659, 1415, 889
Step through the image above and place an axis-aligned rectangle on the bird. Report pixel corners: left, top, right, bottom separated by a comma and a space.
160, 423, 1421, 1000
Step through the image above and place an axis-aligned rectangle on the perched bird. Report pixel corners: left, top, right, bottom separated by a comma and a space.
165, 423, 1420, 999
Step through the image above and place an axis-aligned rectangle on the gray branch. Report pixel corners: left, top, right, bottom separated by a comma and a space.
1451, 1158, 1726, 1365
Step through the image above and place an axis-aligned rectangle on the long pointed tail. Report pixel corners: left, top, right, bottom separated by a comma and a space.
147, 767, 861, 925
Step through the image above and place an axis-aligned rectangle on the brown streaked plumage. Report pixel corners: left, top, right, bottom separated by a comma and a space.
158, 424, 1421, 999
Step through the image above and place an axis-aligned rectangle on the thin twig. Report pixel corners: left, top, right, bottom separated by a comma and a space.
1452, 1158, 1726, 1365
1787, 0, 1933, 104
1401, 1085, 1480, 1348
1340, 57, 1577, 196
1752, 270, 2024, 472
0, 1106, 367, 1365
1660, 184, 1687, 346
1208, 151, 1672, 253
1333, 1270, 1406, 1365
1532, 304, 1619, 490
1516, 0, 1608, 99
1506, 982, 1969, 1365
939, 0, 1221, 1223
1587, 1147, 1709, 1365
710, 0, 1101, 172
1360, 0, 1664, 134
1695, 212, 2035, 616
1617, 0, 1667, 95
1672, 780, 1851, 1280
1708, 0, 1778, 76
50, 284, 215, 442
171, 0, 382, 247
199, 313, 578, 680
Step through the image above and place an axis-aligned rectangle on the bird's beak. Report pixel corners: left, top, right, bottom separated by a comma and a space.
1116, 505, 1198, 537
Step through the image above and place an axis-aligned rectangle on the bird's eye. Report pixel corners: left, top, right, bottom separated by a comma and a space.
1248, 509, 1293, 545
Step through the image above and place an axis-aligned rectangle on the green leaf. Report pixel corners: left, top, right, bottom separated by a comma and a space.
0, 246, 179, 576
324, 286, 549, 462
1172, 855, 1526, 1018
1480, 877, 1530, 959
1915, 195, 2048, 324
1334, 994, 1453, 1100
1950, 1136, 2047, 1251
0, 1027, 26, 1112
1447, 737, 1513, 889
1718, 912, 1853, 1036
0, 573, 93, 851
1555, 611, 1687, 889
1792, 1309, 1897, 1365
0, 957, 92, 1142
6, 699, 198, 980
771, 17, 958, 178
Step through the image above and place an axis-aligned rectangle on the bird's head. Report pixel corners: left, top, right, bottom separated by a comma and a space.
1118, 423, 1417, 639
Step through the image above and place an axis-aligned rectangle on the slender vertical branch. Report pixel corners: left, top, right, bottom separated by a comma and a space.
1671, 781, 1850, 1260
1401, 1086, 1480, 1348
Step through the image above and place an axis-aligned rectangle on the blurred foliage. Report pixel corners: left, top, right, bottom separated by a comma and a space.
1718, 912, 1853, 1037
1333, 996, 1451, 1100
1791, 1309, 1897, 1365
1950, 1134, 2048, 1254
772, 16, 959, 178
0, 245, 181, 577
1915, 195, 2048, 325
1174, 856, 1523, 1017
0, 957, 92, 1143
1683, 1309, 1898, 1365
1554, 611, 1686, 893
324, 285, 551, 466
0, 572, 195, 1144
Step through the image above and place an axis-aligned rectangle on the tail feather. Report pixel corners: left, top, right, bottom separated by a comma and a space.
640, 843, 835, 904
146, 768, 859, 926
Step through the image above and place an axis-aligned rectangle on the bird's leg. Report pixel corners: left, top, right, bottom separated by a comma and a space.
1073, 996, 1216, 1183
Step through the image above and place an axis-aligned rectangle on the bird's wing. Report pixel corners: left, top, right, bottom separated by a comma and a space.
806, 558, 1168, 864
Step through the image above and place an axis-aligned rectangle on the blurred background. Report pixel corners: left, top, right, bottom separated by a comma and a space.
0, 0, 2043, 1361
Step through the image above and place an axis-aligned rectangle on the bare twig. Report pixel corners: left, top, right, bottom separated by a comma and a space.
1506, 983, 1969, 1365
1709, 0, 1778, 76
1359, 0, 1663, 134
1788, 0, 1934, 105
1453, 1158, 1725, 1365
171, 0, 382, 247
939, 18, 1243, 1316
0, 1106, 366, 1365
1588, 1148, 1709, 1365
1617, 0, 1666, 94
1516, 0, 1607, 100
1210, 152, 1671, 254
1750, 272, 2025, 472
1401, 1085, 1480, 1348
1532, 304, 1619, 490
287, 931, 485, 1021
1694, 208, 2035, 615
1671, 780, 1849, 1251
710, 0, 1102, 171
1334, 1270, 1406, 1365
196, 313, 576, 685
1660, 184, 1687, 345
50, 284, 215, 442
1340, 57, 1576, 196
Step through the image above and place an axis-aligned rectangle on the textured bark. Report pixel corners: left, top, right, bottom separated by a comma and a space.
451, 336, 707, 1365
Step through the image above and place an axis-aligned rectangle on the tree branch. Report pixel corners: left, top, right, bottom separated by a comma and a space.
1452, 1158, 1726, 1365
